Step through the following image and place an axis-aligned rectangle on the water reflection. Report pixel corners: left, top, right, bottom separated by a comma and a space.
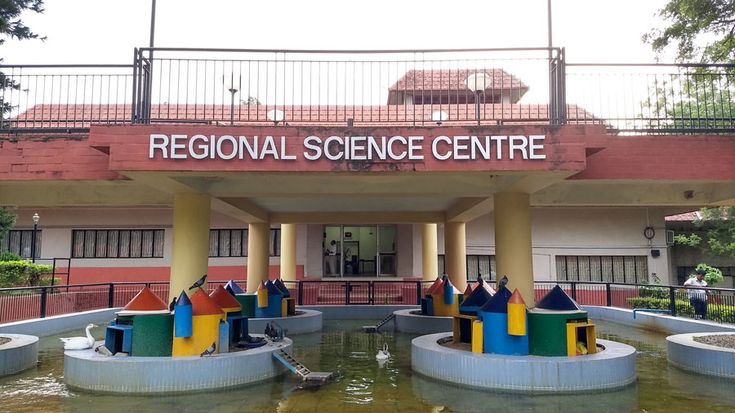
412, 374, 638, 413
667, 365, 735, 406
1, 319, 734, 412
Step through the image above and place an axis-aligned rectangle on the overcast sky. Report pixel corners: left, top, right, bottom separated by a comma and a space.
2, 0, 672, 65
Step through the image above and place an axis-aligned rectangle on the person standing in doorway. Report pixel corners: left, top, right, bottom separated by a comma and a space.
683, 268, 708, 320
325, 240, 338, 276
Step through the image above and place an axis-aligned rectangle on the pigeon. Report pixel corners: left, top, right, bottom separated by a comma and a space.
200, 341, 216, 357
188, 274, 208, 290
498, 275, 509, 289
95, 344, 113, 356
169, 296, 177, 312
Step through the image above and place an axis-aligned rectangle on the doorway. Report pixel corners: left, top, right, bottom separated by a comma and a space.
324, 225, 397, 277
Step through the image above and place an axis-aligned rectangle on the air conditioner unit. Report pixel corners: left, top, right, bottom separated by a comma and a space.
666, 230, 675, 246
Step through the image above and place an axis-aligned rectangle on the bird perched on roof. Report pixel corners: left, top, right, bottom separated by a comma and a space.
498, 275, 509, 289
189, 274, 207, 290
200, 341, 216, 357
169, 296, 177, 312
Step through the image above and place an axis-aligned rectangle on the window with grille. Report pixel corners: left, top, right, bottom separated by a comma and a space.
0, 229, 41, 259
437, 254, 496, 280
71, 229, 164, 258
556, 255, 648, 284
209, 228, 281, 257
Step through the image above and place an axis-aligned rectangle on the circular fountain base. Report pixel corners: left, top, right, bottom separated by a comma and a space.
394, 309, 452, 334
667, 332, 735, 378
0, 334, 38, 376
248, 309, 322, 334
412, 333, 636, 392
64, 336, 292, 394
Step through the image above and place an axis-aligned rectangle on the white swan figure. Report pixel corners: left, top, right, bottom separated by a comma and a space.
376, 343, 390, 360
60, 323, 96, 350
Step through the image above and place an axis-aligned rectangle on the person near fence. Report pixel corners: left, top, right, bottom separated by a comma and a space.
683, 268, 708, 320
325, 240, 338, 276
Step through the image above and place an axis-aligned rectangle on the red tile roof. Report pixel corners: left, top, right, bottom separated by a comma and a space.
10, 103, 599, 129
389, 69, 528, 94
665, 211, 700, 221
121, 286, 169, 312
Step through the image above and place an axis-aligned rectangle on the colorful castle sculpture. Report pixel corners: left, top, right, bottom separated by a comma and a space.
421, 275, 462, 316
452, 281, 597, 358
104, 279, 295, 358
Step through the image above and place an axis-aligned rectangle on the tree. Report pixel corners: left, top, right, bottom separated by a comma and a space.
675, 206, 735, 256
0, 208, 16, 244
644, 0, 735, 63
0, 0, 45, 117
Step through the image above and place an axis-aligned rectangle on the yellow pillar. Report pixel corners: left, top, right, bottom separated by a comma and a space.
247, 222, 271, 293
444, 221, 467, 292
169, 193, 211, 301
280, 223, 297, 281
421, 223, 438, 281
494, 192, 535, 306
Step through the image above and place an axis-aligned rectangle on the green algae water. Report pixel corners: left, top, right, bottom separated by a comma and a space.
1, 319, 734, 413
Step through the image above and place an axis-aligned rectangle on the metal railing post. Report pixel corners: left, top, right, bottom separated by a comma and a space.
669, 286, 677, 317
605, 283, 612, 307
40, 287, 48, 318
571, 282, 577, 301
416, 281, 422, 305
108, 283, 115, 308
297, 281, 303, 305
51, 258, 57, 287
345, 282, 351, 305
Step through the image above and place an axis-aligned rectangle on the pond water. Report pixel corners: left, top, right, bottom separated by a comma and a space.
1, 319, 734, 413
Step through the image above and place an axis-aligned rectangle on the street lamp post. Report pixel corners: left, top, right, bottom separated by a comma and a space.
224, 74, 240, 126
464, 72, 492, 126
31, 213, 39, 263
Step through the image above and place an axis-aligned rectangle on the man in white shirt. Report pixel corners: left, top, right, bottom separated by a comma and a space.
683, 268, 708, 320
325, 240, 338, 276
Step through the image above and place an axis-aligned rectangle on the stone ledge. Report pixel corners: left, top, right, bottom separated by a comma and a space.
64, 337, 292, 394
667, 333, 735, 379
412, 333, 637, 392
0, 334, 39, 376
395, 309, 452, 334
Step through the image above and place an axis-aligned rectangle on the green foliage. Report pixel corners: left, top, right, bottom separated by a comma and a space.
638, 283, 669, 299
673, 207, 735, 259
644, 0, 735, 63
674, 232, 701, 246
0, 260, 52, 287
0, 0, 45, 46
627, 296, 735, 322
0, 207, 16, 244
691, 262, 725, 285
0, 1, 45, 116
0, 251, 21, 261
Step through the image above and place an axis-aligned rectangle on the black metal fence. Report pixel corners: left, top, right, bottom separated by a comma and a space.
4, 51, 735, 134
0, 64, 133, 133
1, 279, 733, 325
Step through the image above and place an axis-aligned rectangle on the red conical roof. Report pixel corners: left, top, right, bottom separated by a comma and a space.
509, 289, 526, 305
122, 286, 168, 312
426, 277, 443, 295
209, 285, 242, 312
190, 288, 225, 316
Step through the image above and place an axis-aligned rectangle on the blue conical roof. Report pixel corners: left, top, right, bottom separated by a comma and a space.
265, 280, 283, 295
176, 290, 192, 307
273, 278, 291, 297
460, 280, 494, 309
480, 285, 512, 313
225, 280, 245, 295
536, 285, 582, 311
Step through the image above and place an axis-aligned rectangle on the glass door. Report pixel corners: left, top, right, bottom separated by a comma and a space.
323, 225, 397, 277
377, 225, 396, 276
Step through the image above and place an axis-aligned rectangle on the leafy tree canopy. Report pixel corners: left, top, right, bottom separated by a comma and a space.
0, 0, 44, 46
0, 207, 16, 244
644, 0, 735, 63
674, 206, 735, 258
